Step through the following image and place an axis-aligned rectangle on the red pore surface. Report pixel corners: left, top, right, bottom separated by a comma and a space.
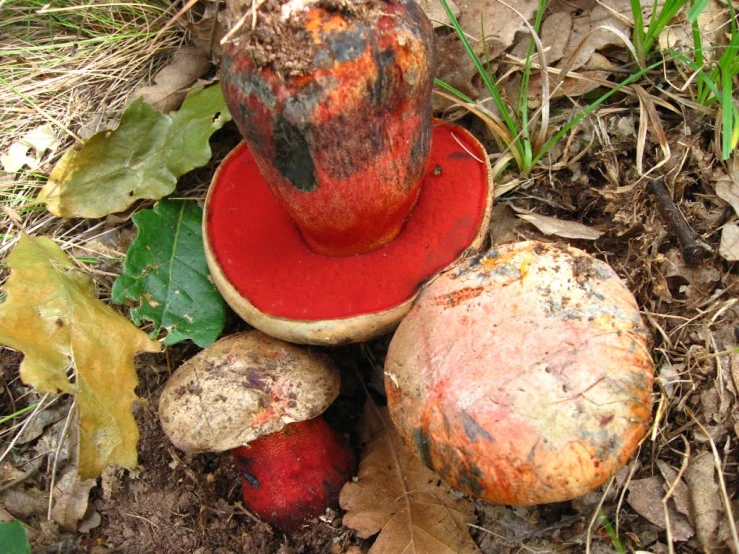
206, 123, 489, 320
232, 417, 355, 532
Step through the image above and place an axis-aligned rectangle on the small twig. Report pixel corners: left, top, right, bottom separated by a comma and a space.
586, 477, 615, 554
0, 394, 51, 466
661, 435, 690, 554
647, 178, 712, 266
686, 408, 739, 550
0, 457, 42, 493
47, 398, 76, 521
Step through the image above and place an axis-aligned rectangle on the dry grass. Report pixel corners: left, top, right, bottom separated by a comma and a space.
0, 0, 183, 262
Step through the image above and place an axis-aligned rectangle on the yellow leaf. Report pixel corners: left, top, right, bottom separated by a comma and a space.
0, 235, 161, 478
339, 404, 480, 554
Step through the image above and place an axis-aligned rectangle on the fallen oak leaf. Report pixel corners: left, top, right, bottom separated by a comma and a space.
186, 15, 227, 58
0, 235, 161, 479
112, 200, 226, 347
458, 0, 539, 56
39, 83, 230, 218
133, 45, 212, 113
418, 0, 460, 27
339, 404, 479, 554
1, 124, 60, 173
512, 206, 603, 240
50, 467, 96, 532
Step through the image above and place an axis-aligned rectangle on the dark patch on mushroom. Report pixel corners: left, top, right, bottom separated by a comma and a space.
273, 115, 317, 193
460, 411, 494, 443
245, 367, 268, 390
327, 27, 368, 63
433, 285, 484, 308
411, 427, 433, 469
241, 471, 261, 488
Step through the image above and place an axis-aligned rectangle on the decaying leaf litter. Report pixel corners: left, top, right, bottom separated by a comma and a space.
1, 0, 738, 552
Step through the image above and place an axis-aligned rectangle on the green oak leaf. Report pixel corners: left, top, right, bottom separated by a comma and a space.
39, 83, 231, 218
0, 520, 31, 554
112, 199, 226, 348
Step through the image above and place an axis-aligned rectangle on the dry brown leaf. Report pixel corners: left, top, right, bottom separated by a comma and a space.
684, 452, 723, 551
0, 488, 48, 519
419, 0, 460, 27
134, 45, 211, 113
512, 206, 603, 239
558, 0, 633, 72
539, 12, 573, 64
50, 468, 96, 531
719, 223, 739, 262
661, 248, 721, 303
659, 0, 728, 62
458, 0, 539, 56
1, 124, 60, 172
186, 16, 227, 58
525, 52, 614, 107
627, 476, 694, 541
715, 172, 739, 215
339, 404, 479, 554
433, 32, 481, 112
656, 460, 691, 518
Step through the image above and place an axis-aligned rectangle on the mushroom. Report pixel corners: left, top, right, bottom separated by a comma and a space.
384, 241, 654, 505
205, 0, 493, 345
158, 331, 355, 532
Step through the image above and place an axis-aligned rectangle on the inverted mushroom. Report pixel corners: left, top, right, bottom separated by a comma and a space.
158, 331, 355, 531
384, 241, 654, 505
205, 0, 492, 345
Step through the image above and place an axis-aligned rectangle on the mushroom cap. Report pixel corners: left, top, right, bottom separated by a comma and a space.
158, 331, 340, 454
203, 123, 493, 345
385, 241, 654, 505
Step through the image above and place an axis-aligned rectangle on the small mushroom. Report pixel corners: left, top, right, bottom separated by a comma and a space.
385, 241, 654, 505
159, 331, 355, 532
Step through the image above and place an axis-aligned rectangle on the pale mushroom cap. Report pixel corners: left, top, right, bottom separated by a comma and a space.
159, 331, 341, 454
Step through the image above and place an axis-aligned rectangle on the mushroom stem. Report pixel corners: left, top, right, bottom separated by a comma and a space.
232, 416, 355, 532
158, 332, 355, 531
220, 0, 435, 256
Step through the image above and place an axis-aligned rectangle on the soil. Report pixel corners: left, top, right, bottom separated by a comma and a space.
223, 0, 387, 76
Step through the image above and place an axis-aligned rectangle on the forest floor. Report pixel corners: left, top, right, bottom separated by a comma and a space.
1, 0, 738, 553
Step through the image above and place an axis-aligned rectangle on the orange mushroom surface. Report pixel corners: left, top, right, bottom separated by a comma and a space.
385, 241, 654, 505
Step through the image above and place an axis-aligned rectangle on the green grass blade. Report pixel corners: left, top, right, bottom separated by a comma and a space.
720, 67, 735, 159
630, 0, 646, 64
434, 78, 476, 104
533, 60, 664, 165
687, 0, 710, 22
438, 0, 522, 144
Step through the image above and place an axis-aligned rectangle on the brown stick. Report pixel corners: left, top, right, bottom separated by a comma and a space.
648, 178, 712, 267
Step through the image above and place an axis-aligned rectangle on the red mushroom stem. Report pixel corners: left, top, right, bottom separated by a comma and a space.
232, 416, 355, 532
221, 0, 434, 256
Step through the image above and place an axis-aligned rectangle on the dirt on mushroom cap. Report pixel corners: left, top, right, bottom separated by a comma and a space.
158, 331, 341, 454
223, 0, 388, 77
385, 241, 654, 505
